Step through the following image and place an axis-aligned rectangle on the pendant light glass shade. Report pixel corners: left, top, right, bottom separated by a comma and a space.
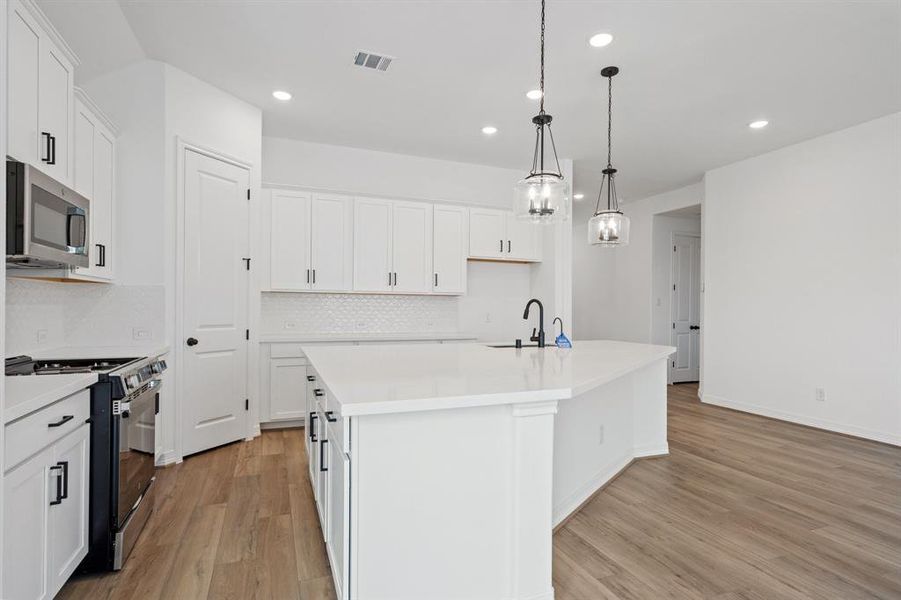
588, 66, 630, 246
588, 209, 630, 246
514, 173, 571, 223
513, 0, 569, 224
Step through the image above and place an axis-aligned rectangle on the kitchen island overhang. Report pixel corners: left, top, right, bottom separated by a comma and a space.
302, 340, 675, 600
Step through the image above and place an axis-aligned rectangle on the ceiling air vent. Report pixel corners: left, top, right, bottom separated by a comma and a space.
353, 51, 393, 72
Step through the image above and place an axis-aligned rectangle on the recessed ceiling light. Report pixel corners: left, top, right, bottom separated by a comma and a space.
526, 89, 543, 100
481, 126, 498, 135
272, 90, 292, 101
588, 33, 613, 48
573, 193, 585, 200
749, 119, 769, 129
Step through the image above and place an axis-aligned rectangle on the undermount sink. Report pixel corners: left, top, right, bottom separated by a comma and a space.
487, 344, 541, 348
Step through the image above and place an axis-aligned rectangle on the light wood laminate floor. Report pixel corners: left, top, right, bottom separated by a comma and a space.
61, 383, 901, 599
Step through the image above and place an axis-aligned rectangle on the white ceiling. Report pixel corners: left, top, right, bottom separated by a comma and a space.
39, 0, 901, 200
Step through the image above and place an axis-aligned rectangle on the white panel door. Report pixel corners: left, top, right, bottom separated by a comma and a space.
469, 208, 505, 259
269, 358, 308, 421
2, 448, 52, 600
48, 425, 90, 595
91, 128, 115, 278
671, 234, 701, 382
505, 212, 540, 261
38, 43, 73, 184
311, 194, 353, 291
182, 149, 250, 456
8, 1, 41, 166
270, 190, 311, 290
391, 201, 433, 293
432, 205, 467, 294
73, 102, 95, 198
353, 198, 392, 292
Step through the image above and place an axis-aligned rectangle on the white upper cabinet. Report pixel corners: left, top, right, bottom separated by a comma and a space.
391, 201, 433, 293
269, 190, 353, 292
270, 190, 312, 290
353, 198, 393, 292
311, 194, 353, 292
469, 208, 506, 259
7, 0, 77, 186
432, 205, 467, 294
469, 208, 542, 262
73, 91, 116, 281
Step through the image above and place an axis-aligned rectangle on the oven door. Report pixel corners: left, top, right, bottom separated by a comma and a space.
10, 161, 90, 268
116, 380, 159, 527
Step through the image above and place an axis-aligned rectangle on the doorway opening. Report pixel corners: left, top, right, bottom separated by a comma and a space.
651, 204, 702, 386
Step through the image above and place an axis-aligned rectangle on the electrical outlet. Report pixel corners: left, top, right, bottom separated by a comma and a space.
815, 387, 826, 402
355, 321, 368, 331
132, 328, 151, 341
36, 329, 48, 344
283, 320, 297, 330
598, 425, 605, 445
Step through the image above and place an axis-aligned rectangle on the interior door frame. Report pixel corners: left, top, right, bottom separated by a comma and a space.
669, 231, 702, 383
174, 138, 255, 462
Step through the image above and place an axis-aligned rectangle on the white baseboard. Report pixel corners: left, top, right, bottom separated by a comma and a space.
702, 393, 901, 447
155, 449, 179, 467
553, 450, 633, 526
634, 443, 669, 458
513, 589, 555, 600
260, 418, 305, 430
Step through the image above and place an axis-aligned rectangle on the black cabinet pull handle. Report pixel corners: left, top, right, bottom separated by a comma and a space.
306, 375, 315, 382
507, 240, 511, 253
393, 272, 397, 286
309, 412, 318, 441
58, 461, 69, 500
690, 325, 700, 330
314, 389, 324, 397
388, 272, 392, 286
101, 244, 106, 267
320, 439, 328, 472
434, 273, 438, 287
49, 135, 56, 165
41, 132, 52, 162
49, 465, 63, 505
500, 239, 503, 252
312, 269, 316, 284
306, 269, 310, 284
48, 415, 74, 428
325, 411, 337, 422
95, 244, 103, 267
186, 337, 198, 346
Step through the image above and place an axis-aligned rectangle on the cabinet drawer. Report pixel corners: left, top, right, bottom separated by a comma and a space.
5, 389, 90, 472
270, 343, 307, 359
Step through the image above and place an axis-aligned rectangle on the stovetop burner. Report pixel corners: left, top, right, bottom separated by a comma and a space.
5, 355, 140, 376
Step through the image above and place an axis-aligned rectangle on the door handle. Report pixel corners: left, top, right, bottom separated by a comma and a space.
48, 415, 74, 428
186, 337, 199, 347
49, 465, 63, 505
320, 439, 328, 472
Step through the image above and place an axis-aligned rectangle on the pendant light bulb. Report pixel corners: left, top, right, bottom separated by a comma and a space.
589, 66, 630, 246
513, 0, 570, 224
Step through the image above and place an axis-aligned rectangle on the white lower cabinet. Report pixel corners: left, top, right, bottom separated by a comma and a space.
3, 417, 90, 600
268, 358, 308, 421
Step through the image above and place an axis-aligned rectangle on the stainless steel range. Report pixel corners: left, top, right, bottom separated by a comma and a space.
6, 353, 167, 571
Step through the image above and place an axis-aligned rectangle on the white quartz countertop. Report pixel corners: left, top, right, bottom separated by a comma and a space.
28, 344, 171, 360
303, 340, 675, 416
261, 332, 478, 343
5, 373, 98, 424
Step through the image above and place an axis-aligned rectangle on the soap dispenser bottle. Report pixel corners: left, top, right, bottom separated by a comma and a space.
553, 317, 572, 348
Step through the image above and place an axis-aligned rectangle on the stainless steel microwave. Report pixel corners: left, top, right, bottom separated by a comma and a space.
6, 159, 90, 269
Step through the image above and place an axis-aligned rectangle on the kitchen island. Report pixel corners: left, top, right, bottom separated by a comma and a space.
302, 340, 675, 600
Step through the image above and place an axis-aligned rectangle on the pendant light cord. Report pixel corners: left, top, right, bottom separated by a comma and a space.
595, 70, 618, 215
539, 0, 546, 114
607, 73, 612, 168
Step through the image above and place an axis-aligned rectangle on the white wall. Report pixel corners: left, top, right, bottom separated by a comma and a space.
572, 183, 704, 342
703, 113, 901, 445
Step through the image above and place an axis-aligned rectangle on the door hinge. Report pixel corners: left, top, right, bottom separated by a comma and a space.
242, 257, 251, 270
672, 322, 675, 329
245, 329, 249, 340
674, 245, 677, 252
672, 361, 675, 368
673, 284, 676, 290
245, 398, 249, 411
246, 189, 251, 200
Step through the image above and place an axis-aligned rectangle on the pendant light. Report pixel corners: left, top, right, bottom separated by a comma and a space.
513, 0, 570, 224
588, 66, 630, 246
